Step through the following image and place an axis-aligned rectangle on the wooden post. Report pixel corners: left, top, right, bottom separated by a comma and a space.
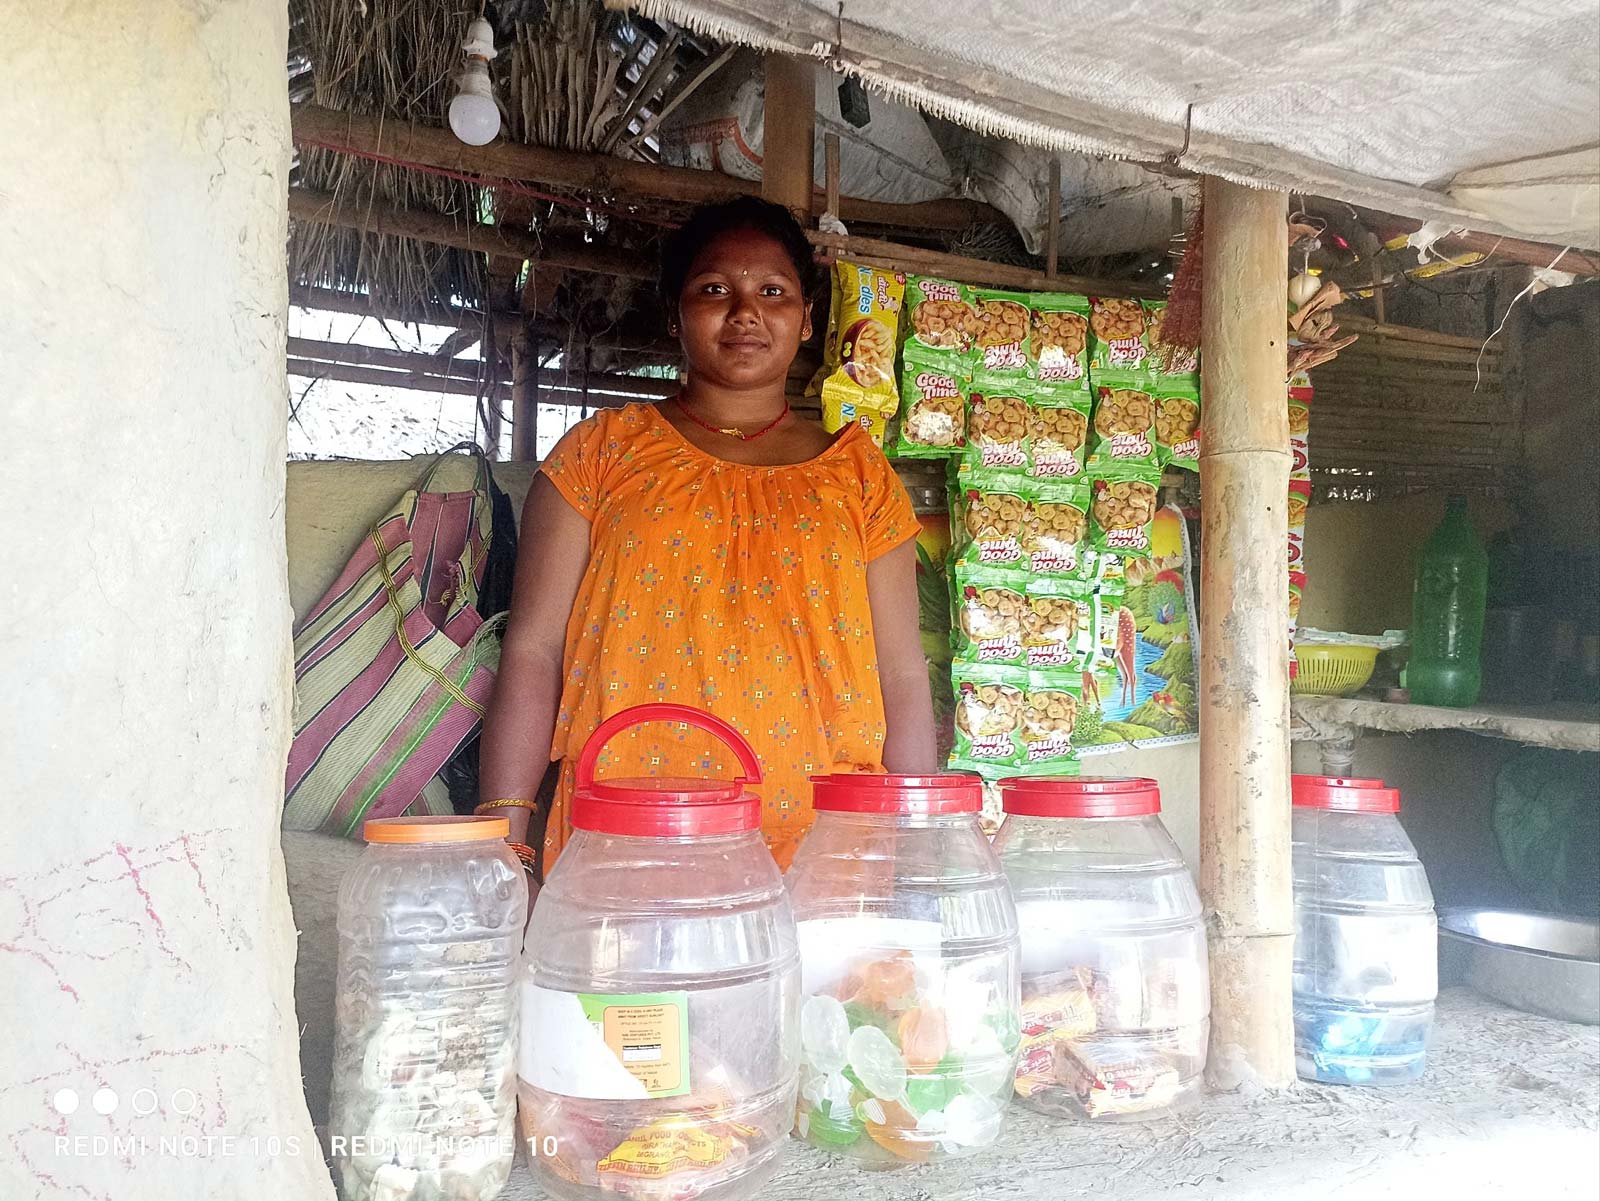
761, 54, 815, 217
1198, 176, 1295, 1089
824, 132, 841, 219
1044, 157, 1061, 280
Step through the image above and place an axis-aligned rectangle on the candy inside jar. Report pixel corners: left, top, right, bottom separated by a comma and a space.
787, 775, 1021, 1166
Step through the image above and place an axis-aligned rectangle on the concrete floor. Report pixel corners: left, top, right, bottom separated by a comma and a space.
493, 988, 1598, 1201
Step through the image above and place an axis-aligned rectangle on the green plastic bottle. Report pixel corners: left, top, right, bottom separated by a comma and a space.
1409, 496, 1488, 707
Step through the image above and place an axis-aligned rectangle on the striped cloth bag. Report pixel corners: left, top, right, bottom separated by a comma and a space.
284, 447, 503, 836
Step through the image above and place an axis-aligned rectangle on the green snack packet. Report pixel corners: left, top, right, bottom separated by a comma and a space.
1144, 298, 1201, 382
1087, 371, 1161, 469
1029, 293, 1092, 386
952, 464, 1033, 568
894, 352, 969, 457
1023, 576, 1092, 670
1151, 377, 1201, 471
1028, 384, 1093, 481
1089, 464, 1163, 558
1020, 668, 1084, 773
903, 276, 979, 361
1023, 478, 1091, 578
971, 289, 1033, 375
1087, 294, 1153, 376
952, 561, 1029, 665
967, 381, 1032, 471
950, 660, 1029, 774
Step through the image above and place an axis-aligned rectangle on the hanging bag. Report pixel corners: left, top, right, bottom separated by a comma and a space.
284, 444, 504, 835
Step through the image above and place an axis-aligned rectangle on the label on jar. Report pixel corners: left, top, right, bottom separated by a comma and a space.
521, 985, 690, 1099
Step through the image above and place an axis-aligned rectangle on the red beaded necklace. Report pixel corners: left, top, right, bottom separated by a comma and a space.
675, 395, 789, 442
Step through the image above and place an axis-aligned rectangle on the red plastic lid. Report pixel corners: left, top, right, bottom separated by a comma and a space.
1292, 775, 1401, 814
810, 773, 982, 815
571, 704, 764, 837
999, 775, 1161, 818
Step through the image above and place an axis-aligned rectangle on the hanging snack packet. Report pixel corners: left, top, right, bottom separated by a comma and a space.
1024, 576, 1091, 670
1029, 385, 1093, 480
814, 261, 906, 443
951, 661, 1028, 775
1089, 465, 1163, 558
1088, 373, 1160, 468
1143, 298, 1201, 382
894, 356, 968, 455
903, 276, 979, 360
971, 290, 1032, 374
1019, 670, 1084, 772
967, 384, 1032, 471
1151, 378, 1201, 471
953, 465, 1033, 567
953, 562, 1029, 665
1030, 293, 1092, 385
1087, 296, 1150, 375
1023, 479, 1091, 577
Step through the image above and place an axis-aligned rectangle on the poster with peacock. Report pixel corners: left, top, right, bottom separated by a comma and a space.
1075, 505, 1200, 753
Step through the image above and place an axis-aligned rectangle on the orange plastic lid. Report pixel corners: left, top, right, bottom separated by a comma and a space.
363, 815, 510, 843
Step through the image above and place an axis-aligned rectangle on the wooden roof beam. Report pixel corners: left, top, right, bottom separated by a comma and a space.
291, 103, 1007, 233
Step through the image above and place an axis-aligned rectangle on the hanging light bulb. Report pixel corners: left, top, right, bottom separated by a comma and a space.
448, 17, 500, 146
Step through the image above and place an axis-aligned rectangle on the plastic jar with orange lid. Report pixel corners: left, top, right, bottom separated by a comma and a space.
785, 773, 1020, 1165
991, 776, 1209, 1121
328, 814, 527, 1201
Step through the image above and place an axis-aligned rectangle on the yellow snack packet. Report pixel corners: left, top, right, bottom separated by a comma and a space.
812, 261, 906, 440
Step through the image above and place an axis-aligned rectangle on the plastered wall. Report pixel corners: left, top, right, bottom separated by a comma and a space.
0, 4, 332, 1197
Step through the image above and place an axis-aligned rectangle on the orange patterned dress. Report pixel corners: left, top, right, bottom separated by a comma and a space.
540, 402, 918, 868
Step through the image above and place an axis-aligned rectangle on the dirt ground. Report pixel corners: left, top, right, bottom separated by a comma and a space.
497, 987, 1600, 1201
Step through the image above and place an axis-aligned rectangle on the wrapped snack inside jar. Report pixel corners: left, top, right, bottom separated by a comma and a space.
1151, 379, 1201, 471
1024, 576, 1090, 670
1029, 385, 1093, 480
894, 355, 968, 456
953, 465, 1032, 568
1023, 479, 1091, 578
814, 261, 906, 444
967, 384, 1033, 471
1087, 296, 1150, 374
1089, 466, 1163, 558
950, 661, 1029, 774
1088, 373, 1160, 469
971, 289, 1032, 374
953, 561, 1029, 665
1029, 293, 1092, 385
903, 275, 979, 360
788, 775, 1020, 1166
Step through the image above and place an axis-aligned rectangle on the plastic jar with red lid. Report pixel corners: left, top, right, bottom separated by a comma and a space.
990, 776, 1209, 1121
784, 773, 1020, 1165
329, 814, 526, 1201
1292, 775, 1436, 1086
518, 705, 799, 1201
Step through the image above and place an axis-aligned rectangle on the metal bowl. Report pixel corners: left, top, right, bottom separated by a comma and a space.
1439, 908, 1600, 1025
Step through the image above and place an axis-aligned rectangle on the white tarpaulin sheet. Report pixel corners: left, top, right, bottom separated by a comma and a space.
629, 0, 1600, 248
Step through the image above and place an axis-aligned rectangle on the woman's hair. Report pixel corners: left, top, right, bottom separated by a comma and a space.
658, 196, 819, 311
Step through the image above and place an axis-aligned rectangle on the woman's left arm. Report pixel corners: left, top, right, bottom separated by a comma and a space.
866, 538, 938, 774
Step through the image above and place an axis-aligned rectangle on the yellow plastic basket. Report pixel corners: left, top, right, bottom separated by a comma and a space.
1291, 643, 1381, 696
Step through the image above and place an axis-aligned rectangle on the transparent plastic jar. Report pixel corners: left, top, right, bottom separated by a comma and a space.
329, 815, 527, 1201
519, 704, 800, 1201
785, 774, 1019, 1166
992, 776, 1209, 1121
1292, 775, 1437, 1086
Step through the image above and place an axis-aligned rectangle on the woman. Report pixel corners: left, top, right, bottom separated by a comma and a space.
479, 197, 936, 872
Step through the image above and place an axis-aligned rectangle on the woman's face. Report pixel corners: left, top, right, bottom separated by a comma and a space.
674, 226, 812, 393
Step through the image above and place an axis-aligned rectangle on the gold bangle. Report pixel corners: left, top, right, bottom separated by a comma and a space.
475, 798, 538, 815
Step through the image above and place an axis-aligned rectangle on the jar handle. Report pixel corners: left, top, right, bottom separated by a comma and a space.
575, 703, 763, 789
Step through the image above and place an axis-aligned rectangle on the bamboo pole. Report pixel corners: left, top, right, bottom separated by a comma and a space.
1045, 158, 1061, 280
1197, 176, 1295, 1090
761, 54, 816, 217
291, 103, 1005, 233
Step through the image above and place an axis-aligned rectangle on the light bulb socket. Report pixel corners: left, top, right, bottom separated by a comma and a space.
462, 17, 497, 61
